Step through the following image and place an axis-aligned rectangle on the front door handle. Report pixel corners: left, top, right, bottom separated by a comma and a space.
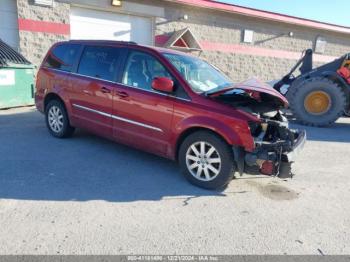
116, 91, 129, 98
101, 86, 111, 94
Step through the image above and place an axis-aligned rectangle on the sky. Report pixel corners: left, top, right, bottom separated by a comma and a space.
218, 0, 350, 27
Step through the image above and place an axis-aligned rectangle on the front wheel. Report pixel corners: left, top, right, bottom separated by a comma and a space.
178, 131, 236, 190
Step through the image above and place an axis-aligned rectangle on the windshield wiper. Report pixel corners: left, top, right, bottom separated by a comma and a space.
203, 83, 234, 96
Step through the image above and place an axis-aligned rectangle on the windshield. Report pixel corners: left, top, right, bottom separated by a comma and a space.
164, 53, 233, 93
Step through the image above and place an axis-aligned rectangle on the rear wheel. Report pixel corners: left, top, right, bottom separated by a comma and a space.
178, 131, 236, 190
287, 77, 346, 126
45, 100, 75, 138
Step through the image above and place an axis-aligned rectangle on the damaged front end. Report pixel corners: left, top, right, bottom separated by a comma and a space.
209, 78, 306, 178
243, 115, 306, 178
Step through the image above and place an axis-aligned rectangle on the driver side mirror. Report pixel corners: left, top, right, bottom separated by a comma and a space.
152, 77, 174, 93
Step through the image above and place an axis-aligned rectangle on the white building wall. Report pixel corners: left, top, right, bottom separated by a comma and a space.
0, 0, 19, 49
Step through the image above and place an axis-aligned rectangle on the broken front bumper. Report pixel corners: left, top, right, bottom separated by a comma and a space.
234, 129, 307, 178
284, 130, 306, 162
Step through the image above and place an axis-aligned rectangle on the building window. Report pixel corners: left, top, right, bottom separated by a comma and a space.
243, 29, 254, 43
33, 0, 54, 7
315, 36, 327, 54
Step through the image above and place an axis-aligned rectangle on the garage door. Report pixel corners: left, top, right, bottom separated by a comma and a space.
0, 0, 19, 49
70, 7, 153, 45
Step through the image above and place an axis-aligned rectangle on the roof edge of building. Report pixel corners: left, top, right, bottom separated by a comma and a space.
165, 0, 350, 35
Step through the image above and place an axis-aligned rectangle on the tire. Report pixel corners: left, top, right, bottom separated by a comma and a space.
286, 77, 347, 127
45, 100, 75, 138
178, 131, 236, 190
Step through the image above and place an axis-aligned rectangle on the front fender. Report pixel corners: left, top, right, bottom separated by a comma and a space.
173, 115, 255, 154
322, 71, 349, 87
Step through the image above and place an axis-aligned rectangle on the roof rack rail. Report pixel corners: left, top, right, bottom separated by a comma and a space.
117, 40, 138, 45
69, 40, 138, 45
0, 39, 31, 67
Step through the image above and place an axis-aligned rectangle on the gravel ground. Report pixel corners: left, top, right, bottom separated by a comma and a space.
0, 106, 349, 255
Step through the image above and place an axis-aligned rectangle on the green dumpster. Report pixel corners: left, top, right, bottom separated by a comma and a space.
0, 39, 35, 109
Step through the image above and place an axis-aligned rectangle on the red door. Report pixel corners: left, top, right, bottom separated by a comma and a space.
67, 45, 121, 137
69, 76, 115, 137
112, 50, 174, 157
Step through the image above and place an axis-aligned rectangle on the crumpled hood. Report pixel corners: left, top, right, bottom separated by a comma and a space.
208, 78, 289, 107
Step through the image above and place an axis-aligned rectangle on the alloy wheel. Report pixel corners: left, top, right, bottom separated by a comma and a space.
185, 141, 222, 181
48, 106, 64, 133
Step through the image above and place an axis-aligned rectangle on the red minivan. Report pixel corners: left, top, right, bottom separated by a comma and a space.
35, 40, 306, 189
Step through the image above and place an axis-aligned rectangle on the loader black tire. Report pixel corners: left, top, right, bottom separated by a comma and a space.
286, 77, 347, 127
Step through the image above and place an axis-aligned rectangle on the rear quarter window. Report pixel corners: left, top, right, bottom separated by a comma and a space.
44, 43, 81, 72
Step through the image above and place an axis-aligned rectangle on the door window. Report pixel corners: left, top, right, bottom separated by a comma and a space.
77, 46, 120, 81
122, 51, 173, 90
44, 43, 81, 72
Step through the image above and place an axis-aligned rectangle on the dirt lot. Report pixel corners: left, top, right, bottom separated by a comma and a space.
0, 106, 349, 255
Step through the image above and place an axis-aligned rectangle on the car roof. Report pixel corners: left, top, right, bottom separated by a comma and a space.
65, 40, 194, 57
68, 39, 138, 46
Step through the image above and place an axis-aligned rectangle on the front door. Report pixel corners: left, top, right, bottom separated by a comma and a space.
68, 45, 121, 137
112, 50, 175, 157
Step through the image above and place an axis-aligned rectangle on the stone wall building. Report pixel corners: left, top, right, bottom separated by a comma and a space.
1, 0, 350, 82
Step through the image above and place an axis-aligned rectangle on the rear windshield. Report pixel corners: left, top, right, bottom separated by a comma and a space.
44, 43, 81, 72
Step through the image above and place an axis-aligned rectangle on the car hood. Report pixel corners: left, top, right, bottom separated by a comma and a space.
207, 78, 289, 107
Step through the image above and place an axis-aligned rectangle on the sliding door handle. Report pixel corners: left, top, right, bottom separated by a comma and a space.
101, 86, 111, 94
116, 91, 129, 98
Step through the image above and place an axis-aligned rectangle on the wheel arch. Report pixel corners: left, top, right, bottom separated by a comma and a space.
174, 126, 239, 161
44, 93, 66, 111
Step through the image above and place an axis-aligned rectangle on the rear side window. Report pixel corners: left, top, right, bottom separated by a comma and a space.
44, 43, 81, 72
77, 46, 120, 81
